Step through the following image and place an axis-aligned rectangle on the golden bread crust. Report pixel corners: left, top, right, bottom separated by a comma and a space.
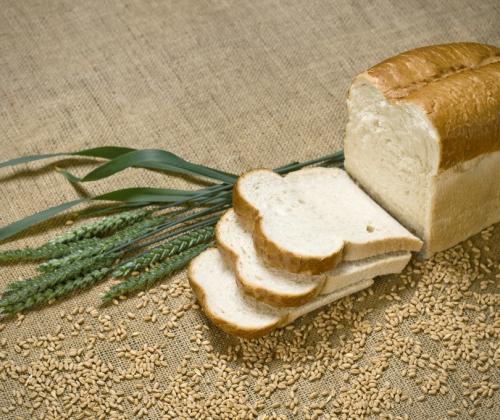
233, 170, 345, 274
187, 249, 282, 339
215, 210, 324, 307
357, 42, 500, 171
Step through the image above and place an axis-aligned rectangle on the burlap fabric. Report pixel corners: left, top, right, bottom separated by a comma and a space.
0, 0, 498, 418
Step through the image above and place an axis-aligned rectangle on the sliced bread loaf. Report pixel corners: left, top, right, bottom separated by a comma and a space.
344, 42, 500, 257
188, 248, 373, 338
233, 167, 422, 274
216, 209, 411, 306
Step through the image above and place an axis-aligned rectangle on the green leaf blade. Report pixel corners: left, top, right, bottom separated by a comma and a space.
0, 153, 65, 169
0, 147, 136, 170
72, 146, 135, 159
0, 199, 86, 243
0, 186, 202, 243
61, 149, 237, 184
93, 187, 198, 203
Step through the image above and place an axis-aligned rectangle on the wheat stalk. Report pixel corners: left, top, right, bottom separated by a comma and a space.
0, 149, 345, 313
0, 238, 100, 263
2, 254, 117, 300
38, 216, 166, 272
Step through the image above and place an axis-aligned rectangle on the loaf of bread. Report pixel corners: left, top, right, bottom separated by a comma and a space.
344, 42, 500, 256
189, 43, 499, 337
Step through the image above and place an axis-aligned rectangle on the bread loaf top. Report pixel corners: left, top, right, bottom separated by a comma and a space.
355, 42, 500, 171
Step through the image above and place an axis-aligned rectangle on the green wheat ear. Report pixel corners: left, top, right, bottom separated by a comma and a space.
1, 253, 117, 306
102, 243, 211, 303
0, 238, 100, 263
0, 266, 114, 315
112, 225, 214, 277
38, 216, 166, 273
48, 208, 152, 245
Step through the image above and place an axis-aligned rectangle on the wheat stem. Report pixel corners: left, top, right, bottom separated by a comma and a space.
0, 238, 102, 264
0, 254, 117, 308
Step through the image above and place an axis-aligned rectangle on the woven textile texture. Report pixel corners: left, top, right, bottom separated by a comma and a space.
0, 0, 499, 418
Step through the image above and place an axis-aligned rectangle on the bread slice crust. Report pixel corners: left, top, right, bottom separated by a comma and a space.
216, 210, 324, 307
233, 168, 422, 274
188, 249, 282, 338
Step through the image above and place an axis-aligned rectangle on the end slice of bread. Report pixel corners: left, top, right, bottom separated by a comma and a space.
233, 167, 422, 274
321, 250, 409, 294
216, 209, 411, 306
188, 248, 373, 338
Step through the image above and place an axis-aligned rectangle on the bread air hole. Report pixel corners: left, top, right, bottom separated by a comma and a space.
366, 225, 375, 233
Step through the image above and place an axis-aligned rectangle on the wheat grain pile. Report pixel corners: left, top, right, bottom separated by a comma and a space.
0, 0, 499, 418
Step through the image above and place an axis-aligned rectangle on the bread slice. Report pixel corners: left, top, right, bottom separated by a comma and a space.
216, 209, 410, 306
188, 248, 373, 338
233, 167, 422, 274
